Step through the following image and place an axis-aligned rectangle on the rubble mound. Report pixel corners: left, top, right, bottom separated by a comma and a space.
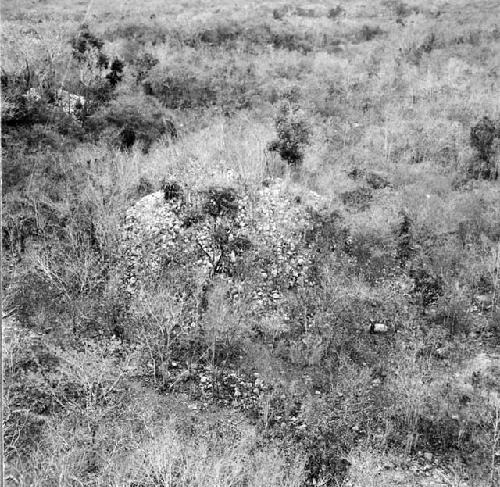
119, 180, 330, 308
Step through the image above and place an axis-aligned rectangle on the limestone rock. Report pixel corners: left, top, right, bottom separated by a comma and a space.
475, 294, 492, 308
370, 322, 389, 334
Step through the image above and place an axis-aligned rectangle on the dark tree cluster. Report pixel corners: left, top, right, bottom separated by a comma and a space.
468, 116, 499, 180
267, 101, 311, 166
71, 24, 108, 68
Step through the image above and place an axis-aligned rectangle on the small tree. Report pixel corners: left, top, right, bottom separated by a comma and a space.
105, 58, 125, 87
71, 24, 106, 64
468, 116, 499, 179
471, 116, 497, 161
267, 101, 311, 166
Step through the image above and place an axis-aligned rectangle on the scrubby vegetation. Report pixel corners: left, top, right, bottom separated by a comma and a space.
2, 0, 500, 486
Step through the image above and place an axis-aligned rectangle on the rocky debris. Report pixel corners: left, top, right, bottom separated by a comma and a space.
57, 88, 85, 116
161, 362, 310, 430
474, 294, 493, 309
370, 322, 389, 334
23, 87, 42, 103
118, 179, 328, 310
346, 451, 463, 487
167, 363, 270, 405
17, 88, 85, 121
433, 347, 448, 359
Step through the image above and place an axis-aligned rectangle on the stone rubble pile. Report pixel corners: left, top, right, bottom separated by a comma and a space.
119, 179, 328, 307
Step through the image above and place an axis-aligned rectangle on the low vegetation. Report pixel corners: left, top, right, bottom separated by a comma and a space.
2, 0, 500, 486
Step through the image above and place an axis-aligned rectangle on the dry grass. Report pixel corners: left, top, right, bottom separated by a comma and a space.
3, 0, 500, 485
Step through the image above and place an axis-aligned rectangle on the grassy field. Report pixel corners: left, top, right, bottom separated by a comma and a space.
2, 0, 500, 485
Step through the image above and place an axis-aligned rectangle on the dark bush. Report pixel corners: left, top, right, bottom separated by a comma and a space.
71, 24, 108, 67
466, 154, 498, 180
105, 58, 125, 87
202, 187, 239, 219
328, 6, 344, 19
71, 24, 104, 54
356, 25, 385, 42
120, 126, 136, 149
405, 33, 436, 66
470, 116, 497, 160
228, 235, 252, 254
273, 8, 285, 20
163, 181, 183, 201
267, 101, 311, 166
466, 116, 499, 179
347, 167, 365, 180
182, 211, 205, 228
411, 149, 425, 164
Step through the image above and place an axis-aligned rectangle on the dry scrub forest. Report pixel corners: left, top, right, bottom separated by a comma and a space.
2, 0, 500, 485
